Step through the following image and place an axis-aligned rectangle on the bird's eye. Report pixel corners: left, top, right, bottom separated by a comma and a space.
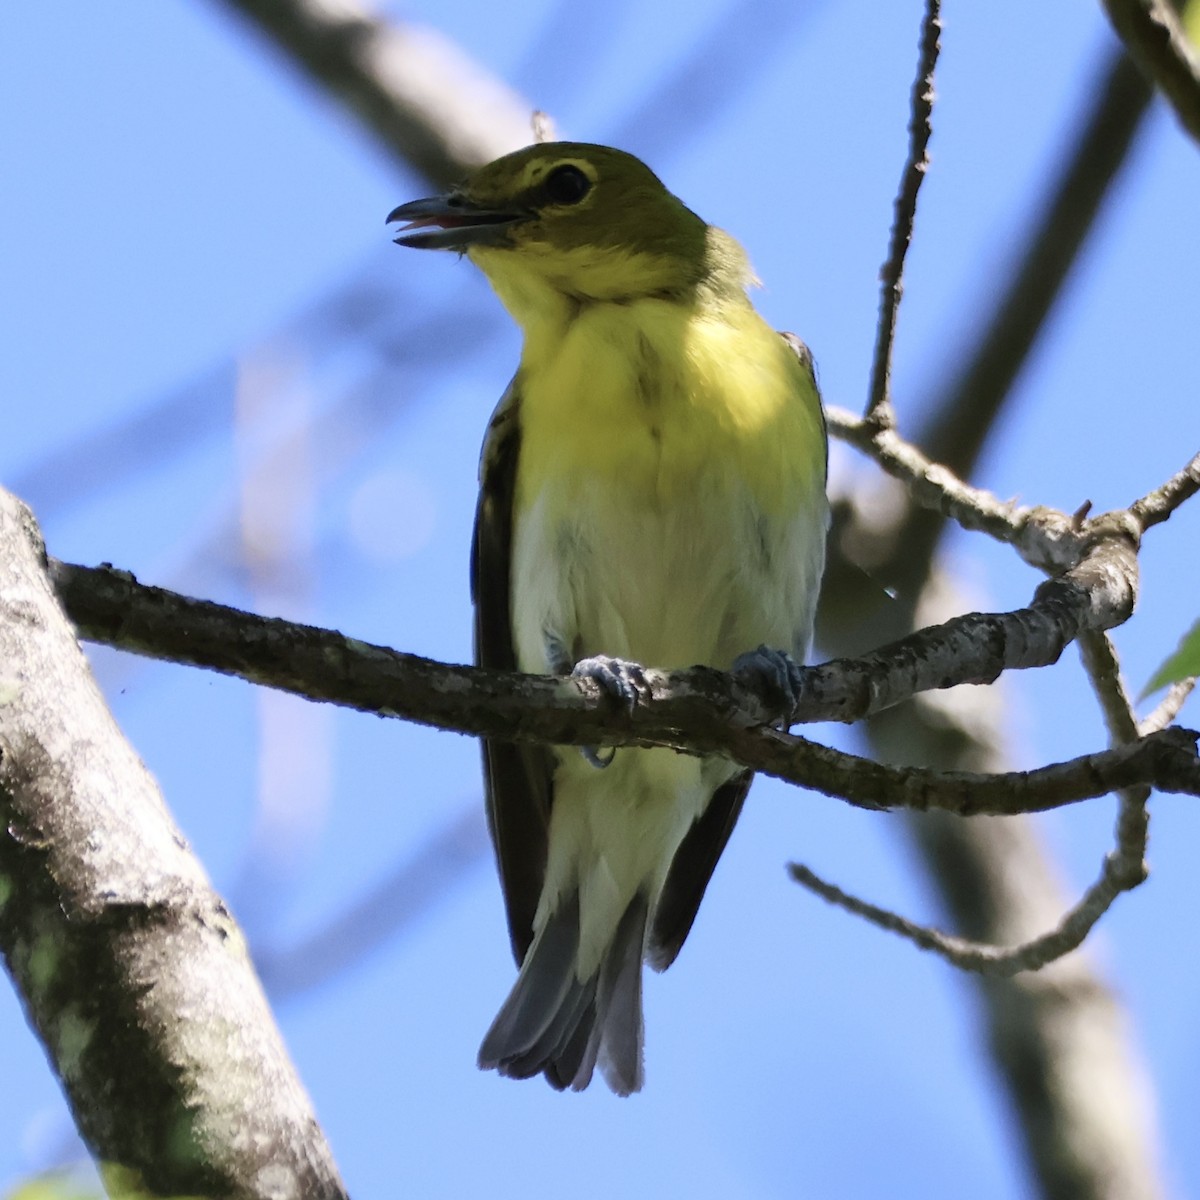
544, 165, 591, 206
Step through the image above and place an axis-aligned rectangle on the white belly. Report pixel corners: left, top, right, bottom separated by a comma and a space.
512, 466, 826, 973
510, 468, 825, 676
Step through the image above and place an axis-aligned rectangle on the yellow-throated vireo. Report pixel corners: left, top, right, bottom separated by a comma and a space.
389, 142, 828, 1095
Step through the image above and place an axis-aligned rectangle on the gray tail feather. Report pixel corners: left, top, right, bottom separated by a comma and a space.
594, 893, 647, 1095
478, 892, 648, 1095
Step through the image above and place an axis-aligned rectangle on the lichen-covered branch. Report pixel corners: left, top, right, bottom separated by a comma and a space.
1130, 449, 1200, 529
0, 492, 346, 1200
809, 13, 1174, 1192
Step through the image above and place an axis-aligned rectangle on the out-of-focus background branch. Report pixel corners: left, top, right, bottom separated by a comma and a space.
3, 2, 1199, 1198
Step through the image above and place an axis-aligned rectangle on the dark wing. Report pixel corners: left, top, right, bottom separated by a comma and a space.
472, 378, 554, 965
646, 771, 752, 971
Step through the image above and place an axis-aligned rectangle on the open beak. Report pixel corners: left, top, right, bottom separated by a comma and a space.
386, 195, 523, 251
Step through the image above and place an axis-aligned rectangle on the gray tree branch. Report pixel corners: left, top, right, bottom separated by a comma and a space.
37, 521, 1200, 814
215, 0, 534, 184
0, 493, 346, 1199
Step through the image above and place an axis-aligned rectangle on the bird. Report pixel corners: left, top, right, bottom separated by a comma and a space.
388, 142, 828, 1095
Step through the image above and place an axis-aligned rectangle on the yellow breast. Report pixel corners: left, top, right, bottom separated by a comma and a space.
506, 294, 827, 674
515, 295, 823, 517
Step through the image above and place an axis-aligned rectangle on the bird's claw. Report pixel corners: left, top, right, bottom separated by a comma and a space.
732, 645, 805, 718
572, 656, 647, 769
572, 656, 647, 712
580, 744, 617, 769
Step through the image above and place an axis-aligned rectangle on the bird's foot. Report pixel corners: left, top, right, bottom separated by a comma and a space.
572, 656, 648, 769
732, 645, 805, 721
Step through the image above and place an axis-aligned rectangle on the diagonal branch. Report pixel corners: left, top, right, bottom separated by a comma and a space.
816, 28, 1170, 1192
1130, 448, 1200, 529
829, 406, 1197, 573
214, 0, 533, 184
1140, 679, 1196, 733
0, 492, 347, 1199
789, 629, 1164, 977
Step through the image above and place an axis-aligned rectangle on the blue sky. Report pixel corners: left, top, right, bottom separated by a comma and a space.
3, 3, 1199, 1198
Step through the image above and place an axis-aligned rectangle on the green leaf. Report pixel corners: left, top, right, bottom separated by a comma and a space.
1144, 618, 1200, 696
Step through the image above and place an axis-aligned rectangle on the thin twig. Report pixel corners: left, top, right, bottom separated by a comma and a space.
1139, 679, 1197, 734
788, 854, 1130, 976
1130, 449, 1200, 530
1078, 631, 1151, 888
826, 404, 1036, 546
864, 0, 941, 428
753, 727, 1199, 818
828, 410, 1200, 578
1080, 629, 1141, 743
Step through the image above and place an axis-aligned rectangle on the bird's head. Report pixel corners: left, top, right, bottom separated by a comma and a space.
387, 142, 750, 319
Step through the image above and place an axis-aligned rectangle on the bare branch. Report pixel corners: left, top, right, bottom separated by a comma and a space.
797, 631, 1160, 980
1078, 631, 1151, 883
759, 726, 1197, 817
1139, 679, 1196, 734
788, 855, 1133, 975
806, 532, 1141, 720
828, 411, 1200, 579
1103, 0, 1200, 146
41, 542, 1200, 813
1080, 630, 1141, 743
826, 404, 1036, 546
865, 0, 941, 428
45, 538, 1134, 744
1130, 448, 1200, 530
214, 0, 533, 184
813, 18, 1170, 1194
0, 493, 346, 1199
